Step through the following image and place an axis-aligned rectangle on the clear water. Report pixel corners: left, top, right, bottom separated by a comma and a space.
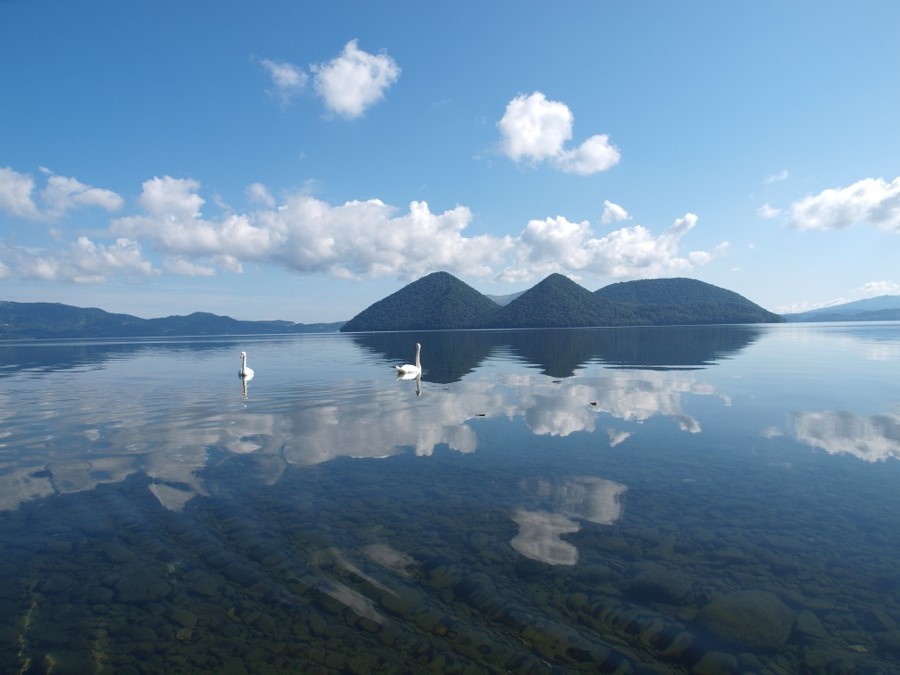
1, 324, 899, 673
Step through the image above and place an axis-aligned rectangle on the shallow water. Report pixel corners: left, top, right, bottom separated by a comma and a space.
1, 324, 899, 673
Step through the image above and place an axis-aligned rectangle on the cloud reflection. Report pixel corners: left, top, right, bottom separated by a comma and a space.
511, 476, 628, 565
792, 409, 900, 462
0, 366, 721, 512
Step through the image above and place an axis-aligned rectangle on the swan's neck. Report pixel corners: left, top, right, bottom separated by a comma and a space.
414, 345, 421, 369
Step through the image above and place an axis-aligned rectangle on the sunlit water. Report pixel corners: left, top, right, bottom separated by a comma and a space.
1, 324, 899, 673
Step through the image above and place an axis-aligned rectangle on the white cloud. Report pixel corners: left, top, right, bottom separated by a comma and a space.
260, 58, 308, 105
1, 236, 155, 283
764, 169, 789, 184
856, 280, 900, 296
788, 177, 900, 232
109, 176, 509, 281
40, 169, 123, 217
497, 91, 620, 174
0, 166, 40, 218
311, 40, 400, 119
500, 211, 720, 282
164, 257, 216, 277
556, 134, 620, 175
757, 202, 781, 219
0, 166, 122, 221
2, 168, 717, 289
498, 92, 573, 162
600, 200, 630, 224
246, 182, 275, 208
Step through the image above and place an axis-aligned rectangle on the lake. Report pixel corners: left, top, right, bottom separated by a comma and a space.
1, 323, 899, 673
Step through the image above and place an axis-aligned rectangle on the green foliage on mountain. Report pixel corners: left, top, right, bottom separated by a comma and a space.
595, 277, 784, 325
483, 273, 637, 328
0, 301, 343, 339
339, 271, 499, 332
341, 272, 783, 332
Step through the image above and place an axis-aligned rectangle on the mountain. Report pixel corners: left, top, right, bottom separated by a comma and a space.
782, 295, 900, 322
0, 301, 344, 339
340, 272, 783, 332
595, 277, 783, 325
484, 273, 637, 328
339, 271, 499, 332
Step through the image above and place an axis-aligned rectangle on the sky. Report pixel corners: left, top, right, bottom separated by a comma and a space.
2, 1, 900, 323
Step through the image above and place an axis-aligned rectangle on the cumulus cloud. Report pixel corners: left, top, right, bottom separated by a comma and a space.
40, 168, 124, 217
600, 200, 630, 224
787, 177, 900, 232
0, 166, 40, 218
0, 237, 155, 283
497, 91, 620, 174
260, 58, 308, 105
109, 175, 509, 281
2, 169, 718, 288
0, 166, 122, 221
500, 211, 720, 282
311, 40, 400, 119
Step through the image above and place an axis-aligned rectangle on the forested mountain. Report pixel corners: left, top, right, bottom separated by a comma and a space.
483, 273, 637, 328
782, 295, 900, 322
339, 271, 498, 332
0, 302, 343, 339
596, 277, 783, 324
341, 272, 782, 331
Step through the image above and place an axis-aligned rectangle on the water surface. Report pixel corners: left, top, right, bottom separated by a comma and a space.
1, 324, 899, 673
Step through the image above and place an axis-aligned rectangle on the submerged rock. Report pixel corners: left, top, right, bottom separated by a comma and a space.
627, 562, 693, 604
696, 589, 793, 652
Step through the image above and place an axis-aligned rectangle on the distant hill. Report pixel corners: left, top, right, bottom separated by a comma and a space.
340, 271, 499, 332
485, 291, 525, 306
596, 277, 783, 325
483, 273, 637, 328
783, 295, 900, 322
0, 301, 344, 339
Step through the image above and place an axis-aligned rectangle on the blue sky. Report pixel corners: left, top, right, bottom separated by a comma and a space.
2, 1, 899, 322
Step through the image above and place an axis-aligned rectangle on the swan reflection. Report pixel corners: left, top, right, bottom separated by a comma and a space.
396, 370, 422, 396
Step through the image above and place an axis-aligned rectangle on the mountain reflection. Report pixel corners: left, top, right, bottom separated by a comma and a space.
351, 325, 764, 380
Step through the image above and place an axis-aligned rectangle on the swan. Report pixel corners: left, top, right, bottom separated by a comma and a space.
395, 342, 421, 377
239, 351, 255, 380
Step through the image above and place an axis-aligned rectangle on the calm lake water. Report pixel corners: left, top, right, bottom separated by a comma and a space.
1, 324, 900, 673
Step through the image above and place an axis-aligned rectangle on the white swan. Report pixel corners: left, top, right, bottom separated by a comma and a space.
239, 351, 255, 380
395, 342, 421, 377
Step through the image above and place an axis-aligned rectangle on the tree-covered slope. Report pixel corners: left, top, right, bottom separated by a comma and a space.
339, 271, 499, 332
595, 278, 783, 325
484, 273, 637, 328
0, 302, 149, 338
